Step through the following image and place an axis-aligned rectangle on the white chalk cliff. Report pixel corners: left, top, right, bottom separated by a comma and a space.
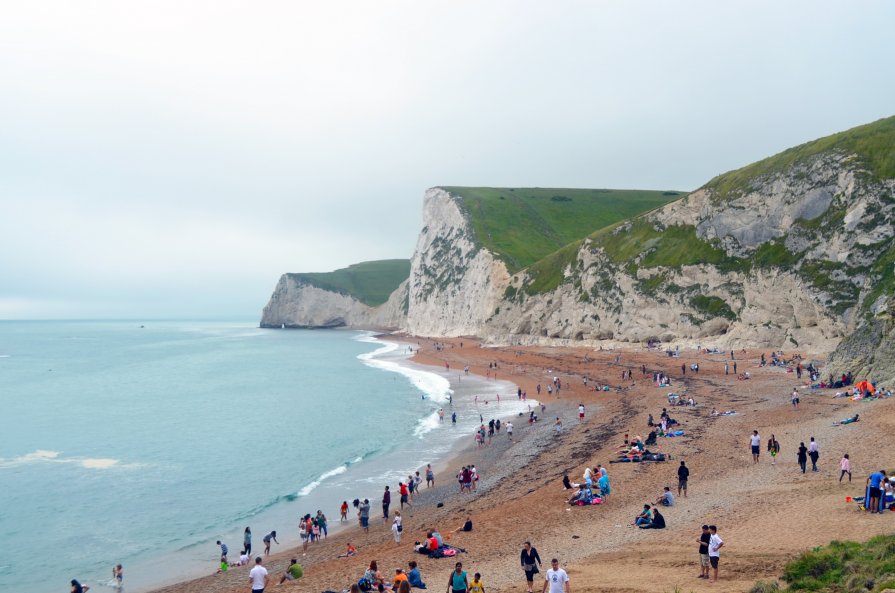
261, 118, 895, 382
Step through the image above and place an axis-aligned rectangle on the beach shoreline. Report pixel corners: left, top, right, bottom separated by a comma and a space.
147, 336, 895, 593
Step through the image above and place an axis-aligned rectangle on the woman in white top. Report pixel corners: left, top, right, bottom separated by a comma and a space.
391, 511, 402, 544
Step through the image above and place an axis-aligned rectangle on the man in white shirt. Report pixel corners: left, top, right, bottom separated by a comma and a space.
750, 431, 761, 464
808, 437, 819, 472
249, 557, 269, 593
542, 558, 570, 593
708, 526, 724, 583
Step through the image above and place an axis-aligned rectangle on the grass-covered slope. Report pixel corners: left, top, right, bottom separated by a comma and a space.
288, 259, 410, 307
750, 534, 895, 593
441, 186, 682, 273
705, 115, 895, 199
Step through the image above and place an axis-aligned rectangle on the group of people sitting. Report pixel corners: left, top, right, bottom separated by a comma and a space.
668, 393, 696, 407
413, 527, 466, 559
631, 504, 666, 529
562, 466, 611, 501
610, 433, 667, 463
358, 560, 427, 592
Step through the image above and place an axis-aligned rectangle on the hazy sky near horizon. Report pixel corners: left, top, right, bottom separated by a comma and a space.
1, 1, 893, 319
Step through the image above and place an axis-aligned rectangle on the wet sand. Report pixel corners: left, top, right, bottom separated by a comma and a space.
151, 338, 895, 593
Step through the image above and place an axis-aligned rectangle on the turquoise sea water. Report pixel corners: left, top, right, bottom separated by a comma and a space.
0, 321, 523, 593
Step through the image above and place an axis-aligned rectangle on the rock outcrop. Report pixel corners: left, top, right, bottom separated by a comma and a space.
260, 276, 407, 329
261, 117, 895, 383
404, 188, 511, 336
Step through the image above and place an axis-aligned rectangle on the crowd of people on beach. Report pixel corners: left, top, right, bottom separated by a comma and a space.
69, 343, 893, 593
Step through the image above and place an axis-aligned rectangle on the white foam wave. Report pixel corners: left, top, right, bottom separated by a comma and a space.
0, 449, 136, 470
298, 464, 349, 496
0, 354, 10, 358
355, 334, 452, 403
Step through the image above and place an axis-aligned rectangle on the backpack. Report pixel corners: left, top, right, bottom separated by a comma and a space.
358, 579, 372, 592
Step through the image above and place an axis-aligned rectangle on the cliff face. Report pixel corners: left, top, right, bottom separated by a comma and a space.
403, 188, 511, 336
260, 275, 407, 329
260, 117, 895, 382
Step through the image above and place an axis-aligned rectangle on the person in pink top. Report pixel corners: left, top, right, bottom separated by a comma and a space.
840, 454, 852, 482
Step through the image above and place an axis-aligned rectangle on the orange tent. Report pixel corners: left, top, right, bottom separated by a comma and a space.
856, 380, 875, 394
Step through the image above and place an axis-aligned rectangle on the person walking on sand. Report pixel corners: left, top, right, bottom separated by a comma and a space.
542, 559, 570, 593
808, 437, 819, 472
840, 454, 852, 482
447, 562, 468, 593
578, 404, 585, 422
249, 557, 269, 593
400, 480, 412, 510
507, 421, 514, 440
243, 527, 252, 557
520, 541, 542, 593
426, 464, 435, 488
677, 461, 689, 498
750, 430, 761, 464
797, 442, 808, 473
382, 485, 391, 520
708, 526, 723, 582
768, 435, 780, 465
791, 389, 800, 409
554, 417, 562, 435
696, 525, 711, 579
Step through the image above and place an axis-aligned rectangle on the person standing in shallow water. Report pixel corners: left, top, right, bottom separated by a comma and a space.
244, 527, 252, 557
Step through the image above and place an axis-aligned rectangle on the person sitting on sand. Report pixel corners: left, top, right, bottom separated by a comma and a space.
339, 543, 358, 558
407, 561, 426, 589
363, 561, 384, 588
568, 485, 594, 505
655, 486, 674, 507
278, 558, 303, 584
638, 507, 666, 529
454, 517, 473, 533
393, 568, 408, 587
562, 474, 573, 490
632, 504, 652, 527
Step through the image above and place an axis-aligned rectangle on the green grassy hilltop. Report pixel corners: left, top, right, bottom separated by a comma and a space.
705, 115, 895, 200
442, 186, 683, 273
288, 259, 410, 307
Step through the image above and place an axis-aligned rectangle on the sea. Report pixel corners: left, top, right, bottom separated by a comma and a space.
0, 321, 527, 593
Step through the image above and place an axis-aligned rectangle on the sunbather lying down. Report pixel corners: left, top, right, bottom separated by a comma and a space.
711, 409, 737, 416
834, 414, 859, 425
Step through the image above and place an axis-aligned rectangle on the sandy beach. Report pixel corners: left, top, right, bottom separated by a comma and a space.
151, 338, 895, 593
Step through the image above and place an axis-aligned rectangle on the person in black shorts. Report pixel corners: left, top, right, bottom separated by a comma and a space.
677, 461, 689, 498
696, 525, 710, 579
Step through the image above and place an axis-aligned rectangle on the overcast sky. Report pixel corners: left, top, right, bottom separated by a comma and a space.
1, 1, 892, 319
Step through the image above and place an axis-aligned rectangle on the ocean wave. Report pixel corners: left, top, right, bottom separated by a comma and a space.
298, 464, 349, 496
0, 449, 139, 470
354, 334, 452, 405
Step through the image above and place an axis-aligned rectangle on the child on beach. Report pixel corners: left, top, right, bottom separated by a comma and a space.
341, 501, 349, 521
